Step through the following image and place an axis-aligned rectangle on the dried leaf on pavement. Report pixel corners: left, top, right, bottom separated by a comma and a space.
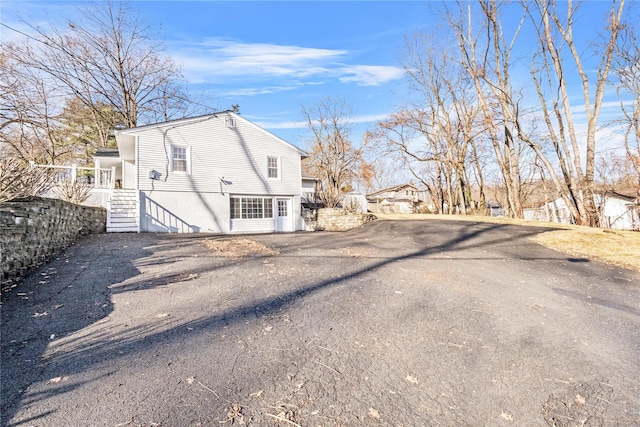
367, 407, 380, 420
48, 376, 68, 384
204, 238, 279, 258
406, 375, 419, 384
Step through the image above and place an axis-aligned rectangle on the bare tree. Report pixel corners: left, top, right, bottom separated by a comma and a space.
2, 0, 195, 141
0, 155, 55, 202
448, 0, 530, 218
614, 18, 640, 193
52, 178, 92, 204
371, 32, 486, 215
301, 97, 366, 208
0, 51, 75, 165
371, 108, 449, 214
524, 0, 626, 226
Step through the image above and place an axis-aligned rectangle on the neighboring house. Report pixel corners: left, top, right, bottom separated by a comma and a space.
94, 111, 308, 233
599, 191, 639, 230
523, 191, 639, 230
367, 184, 422, 214
486, 201, 504, 217
524, 196, 574, 224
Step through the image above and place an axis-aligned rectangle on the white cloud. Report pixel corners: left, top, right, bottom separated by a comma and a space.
338, 65, 405, 86
255, 112, 392, 130
171, 38, 345, 83
170, 38, 404, 87
219, 85, 299, 97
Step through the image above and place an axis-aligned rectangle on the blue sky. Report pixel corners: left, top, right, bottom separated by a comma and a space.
154, 0, 434, 147
1, 0, 635, 154
1, 1, 434, 148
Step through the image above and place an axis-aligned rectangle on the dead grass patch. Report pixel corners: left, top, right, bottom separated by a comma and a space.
532, 229, 640, 272
203, 238, 279, 258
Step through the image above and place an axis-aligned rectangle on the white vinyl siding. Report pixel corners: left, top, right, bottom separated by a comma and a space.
121, 111, 306, 233
135, 113, 301, 195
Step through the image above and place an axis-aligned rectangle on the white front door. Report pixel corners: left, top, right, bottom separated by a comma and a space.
275, 198, 293, 232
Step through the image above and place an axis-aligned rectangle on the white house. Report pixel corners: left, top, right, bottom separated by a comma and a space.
523, 191, 639, 230
94, 111, 308, 233
599, 191, 639, 230
523, 197, 574, 224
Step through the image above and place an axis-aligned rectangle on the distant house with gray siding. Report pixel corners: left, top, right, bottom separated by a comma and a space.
366, 183, 423, 214
96, 111, 308, 233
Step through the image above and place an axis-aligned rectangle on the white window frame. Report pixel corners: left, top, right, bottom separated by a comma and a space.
230, 196, 274, 220
170, 145, 191, 174
267, 156, 280, 180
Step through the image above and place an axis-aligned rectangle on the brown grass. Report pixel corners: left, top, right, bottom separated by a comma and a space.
203, 238, 279, 258
532, 229, 640, 272
375, 213, 640, 272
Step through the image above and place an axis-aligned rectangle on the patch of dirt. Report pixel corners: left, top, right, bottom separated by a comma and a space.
342, 246, 378, 258
203, 238, 279, 258
542, 379, 614, 427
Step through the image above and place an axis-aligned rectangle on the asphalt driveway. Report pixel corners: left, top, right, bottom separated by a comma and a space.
2, 219, 639, 426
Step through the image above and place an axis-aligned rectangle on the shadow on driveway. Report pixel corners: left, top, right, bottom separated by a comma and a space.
1, 233, 198, 425
2, 220, 637, 425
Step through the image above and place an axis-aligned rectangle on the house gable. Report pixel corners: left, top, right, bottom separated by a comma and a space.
118, 111, 305, 196
367, 183, 419, 201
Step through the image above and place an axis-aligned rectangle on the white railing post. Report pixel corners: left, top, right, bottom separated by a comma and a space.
111, 166, 116, 189
136, 191, 141, 233
71, 164, 77, 182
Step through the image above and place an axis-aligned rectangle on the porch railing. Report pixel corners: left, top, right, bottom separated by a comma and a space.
30, 163, 116, 189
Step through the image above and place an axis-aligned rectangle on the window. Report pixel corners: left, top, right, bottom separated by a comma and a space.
267, 156, 280, 179
230, 197, 241, 219
278, 199, 288, 217
172, 146, 188, 173
230, 197, 273, 219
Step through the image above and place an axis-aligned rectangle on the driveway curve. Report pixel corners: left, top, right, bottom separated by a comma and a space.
2, 219, 639, 426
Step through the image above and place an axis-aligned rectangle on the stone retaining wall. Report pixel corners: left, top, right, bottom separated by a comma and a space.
316, 208, 376, 231
1, 197, 106, 287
